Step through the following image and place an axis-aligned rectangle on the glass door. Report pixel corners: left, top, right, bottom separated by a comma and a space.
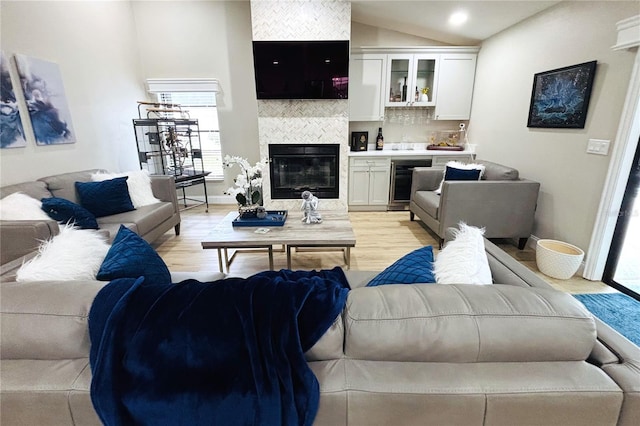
385, 54, 438, 107
386, 54, 412, 106
603, 138, 640, 299
412, 54, 437, 107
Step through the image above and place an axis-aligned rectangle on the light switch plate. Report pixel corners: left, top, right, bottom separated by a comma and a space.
587, 139, 610, 156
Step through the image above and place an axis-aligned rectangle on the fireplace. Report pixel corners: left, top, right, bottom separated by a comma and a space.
269, 144, 339, 199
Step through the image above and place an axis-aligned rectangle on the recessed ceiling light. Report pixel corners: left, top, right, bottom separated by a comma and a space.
449, 11, 468, 26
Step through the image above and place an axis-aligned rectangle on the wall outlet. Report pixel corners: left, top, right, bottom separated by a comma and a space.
586, 139, 610, 156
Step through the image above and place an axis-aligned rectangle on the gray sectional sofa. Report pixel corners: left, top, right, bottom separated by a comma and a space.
1, 239, 639, 425
0, 169, 181, 265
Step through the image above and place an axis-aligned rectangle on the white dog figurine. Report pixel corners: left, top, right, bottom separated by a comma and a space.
301, 190, 322, 224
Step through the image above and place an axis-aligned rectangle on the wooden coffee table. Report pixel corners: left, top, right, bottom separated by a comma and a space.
201, 211, 356, 273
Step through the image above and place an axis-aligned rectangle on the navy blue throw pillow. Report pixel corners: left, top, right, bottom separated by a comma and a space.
97, 225, 170, 283
75, 177, 134, 218
41, 197, 99, 229
367, 245, 435, 286
444, 166, 482, 182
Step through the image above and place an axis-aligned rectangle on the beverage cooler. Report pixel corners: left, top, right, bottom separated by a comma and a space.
389, 159, 432, 210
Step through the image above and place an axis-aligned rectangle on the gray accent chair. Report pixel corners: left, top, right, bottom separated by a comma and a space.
409, 160, 540, 249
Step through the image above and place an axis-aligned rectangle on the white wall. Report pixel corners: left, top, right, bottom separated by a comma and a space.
0, 1, 145, 186
0, 0, 258, 199
131, 0, 259, 196
351, 21, 448, 48
469, 1, 637, 252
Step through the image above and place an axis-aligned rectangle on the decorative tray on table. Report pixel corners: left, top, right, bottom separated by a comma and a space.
426, 145, 465, 151
232, 210, 288, 227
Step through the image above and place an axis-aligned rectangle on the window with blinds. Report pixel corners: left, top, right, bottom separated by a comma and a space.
156, 91, 223, 180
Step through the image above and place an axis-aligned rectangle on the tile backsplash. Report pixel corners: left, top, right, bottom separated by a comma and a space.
349, 107, 469, 150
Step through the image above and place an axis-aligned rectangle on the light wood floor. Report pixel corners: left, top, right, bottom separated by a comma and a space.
153, 204, 613, 294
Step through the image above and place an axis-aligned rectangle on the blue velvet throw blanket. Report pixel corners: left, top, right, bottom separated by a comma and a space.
88, 268, 350, 426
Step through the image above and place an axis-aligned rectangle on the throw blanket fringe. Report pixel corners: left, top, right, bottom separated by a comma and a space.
89, 267, 350, 426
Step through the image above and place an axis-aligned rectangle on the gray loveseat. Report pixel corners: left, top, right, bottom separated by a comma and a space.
1, 240, 639, 425
410, 160, 540, 249
0, 169, 181, 265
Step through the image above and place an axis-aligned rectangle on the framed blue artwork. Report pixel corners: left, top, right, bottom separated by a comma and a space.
527, 60, 597, 129
0, 51, 27, 148
14, 54, 76, 145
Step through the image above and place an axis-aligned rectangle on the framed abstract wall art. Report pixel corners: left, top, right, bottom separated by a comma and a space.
0, 51, 27, 148
527, 60, 597, 129
14, 54, 76, 145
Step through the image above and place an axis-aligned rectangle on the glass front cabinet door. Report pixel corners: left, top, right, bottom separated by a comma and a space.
385, 54, 438, 107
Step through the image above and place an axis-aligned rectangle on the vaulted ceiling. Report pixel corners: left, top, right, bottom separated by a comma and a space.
351, 1, 563, 45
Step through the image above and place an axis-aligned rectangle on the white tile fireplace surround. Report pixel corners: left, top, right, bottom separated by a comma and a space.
258, 100, 349, 212
251, 0, 351, 212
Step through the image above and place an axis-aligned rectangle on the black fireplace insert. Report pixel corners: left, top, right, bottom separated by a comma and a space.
269, 144, 339, 199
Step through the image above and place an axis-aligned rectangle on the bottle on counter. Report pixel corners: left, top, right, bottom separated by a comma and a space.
415, 86, 419, 102
376, 127, 384, 151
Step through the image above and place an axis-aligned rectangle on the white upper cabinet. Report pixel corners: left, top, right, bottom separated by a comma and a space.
385, 53, 438, 107
348, 53, 387, 121
349, 47, 479, 121
434, 53, 477, 120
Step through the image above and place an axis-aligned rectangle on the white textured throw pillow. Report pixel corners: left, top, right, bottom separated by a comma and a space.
0, 192, 52, 221
92, 170, 160, 208
434, 161, 486, 195
433, 222, 492, 285
16, 225, 110, 282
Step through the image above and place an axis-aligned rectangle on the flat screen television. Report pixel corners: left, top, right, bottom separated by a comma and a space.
252, 40, 349, 100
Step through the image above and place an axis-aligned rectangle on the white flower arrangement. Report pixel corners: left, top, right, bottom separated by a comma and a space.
223, 155, 268, 206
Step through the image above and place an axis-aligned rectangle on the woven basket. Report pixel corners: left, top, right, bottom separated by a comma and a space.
536, 239, 584, 280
